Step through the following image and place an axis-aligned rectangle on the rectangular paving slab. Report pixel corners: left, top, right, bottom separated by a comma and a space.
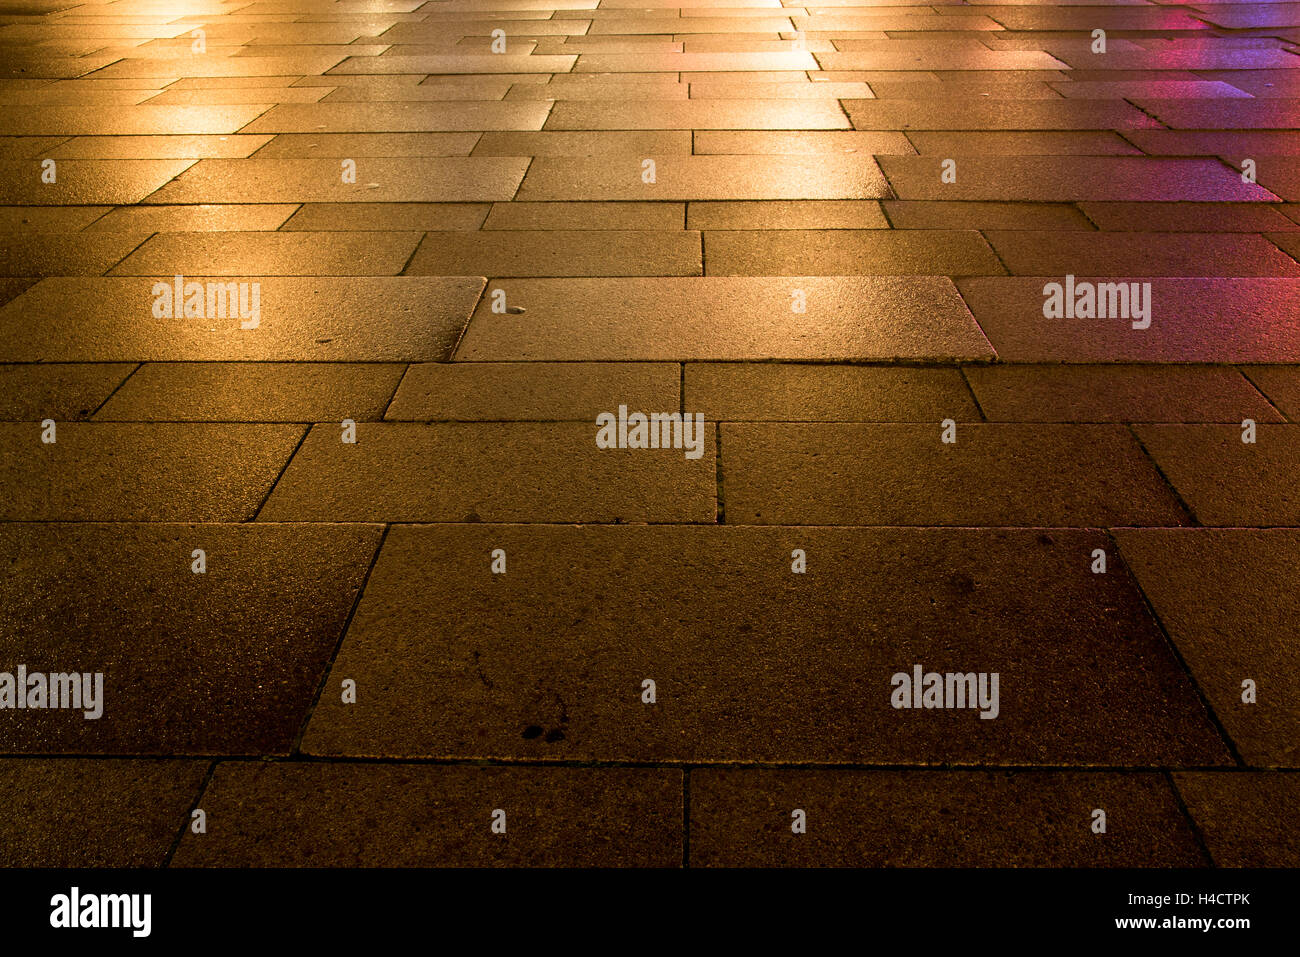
385, 361, 679, 421
96, 362, 406, 422
0, 276, 484, 361
257, 422, 717, 523
965, 365, 1281, 424
1172, 773, 1300, 867
722, 422, 1189, 526
516, 155, 890, 201
145, 157, 530, 203
957, 278, 1300, 363
0, 759, 208, 867
455, 277, 993, 361
171, 762, 682, 867
691, 770, 1205, 867
1132, 424, 1300, 527
0, 523, 381, 752
1116, 528, 1300, 767
300, 525, 1226, 765
686, 363, 977, 421
0, 363, 134, 420
0, 422, 304, 520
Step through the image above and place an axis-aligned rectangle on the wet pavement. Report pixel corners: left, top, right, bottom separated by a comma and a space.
0, 0, 1296, 868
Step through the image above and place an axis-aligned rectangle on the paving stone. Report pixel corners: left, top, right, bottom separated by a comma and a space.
1132, 98, 1300, 131
575, 52, 817, 71
691, 770, 1205, 866
253, 132, 481, 157
144, 157, 530, 204
879, 157, 1279, 202
884, 200, 1093, 231
688, 200, 887, 230
109, 231, 423, 276
966, 365, 1281, 424
405, 229, 702, 277
904, 131, 1142, 156
327, 53, 576, 74
843, 99, 1157, 132
0, 158, 195, 205
483, 201, 683, 230
300, 525, 1224, 764
517, 155, 891, 201
724, 422, 1188, 526
0, 276, 484, 361
687, 363, 976, 420
1078, 202, 1300, 234
688, 79, 873, 99
455, 277, 993, 361
704, 229, 1004, 276
0, 422, 303, 521
958, 278, 1300, 362
97, 362, 406, 421
386, 361, 679, 421
46, 134, 273, 159
0, 205, 108, 232
546, 99, 850, 130
1123, 130, 1300, 157
172, 763, 682, 867
0, 231, 149, 276
1117, 528, 1300, 767
1173, 773, 1300, 866
87, 203, 298, 232
240, 101, 552, 133
257, 422, 716, 523
1241, 366, 1300, 420
0, 363, 134, 420
0, 759, 208, 867
282, 202, 488, 231
692, 130, 914, 155
0, 522, 381, 751
1132, 424, 1300, 527
820, 50, 1060, 71
90, 55, 349, 79
0, 105, 267, 135
984, 231, 1300, 278
472, 130, 693, 155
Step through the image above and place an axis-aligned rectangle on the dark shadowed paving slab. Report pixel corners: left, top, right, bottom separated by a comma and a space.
1116, 528, 1300, 767
258, 423, 716, 523
0, 523, 381, 753
1173, 773, 1300, 867
723, 423, 1188, 526
455, 277, 993, 361
0, 759, 207, 866
0, 423, 303, 520
171, 762, 682, 867
0, 277, 484, 361
690, 770, 1205, 867
0, 363, 134, 420
301, 525, 1227, 765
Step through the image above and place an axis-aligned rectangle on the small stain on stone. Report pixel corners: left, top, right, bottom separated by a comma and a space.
522, 725, 543, 740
